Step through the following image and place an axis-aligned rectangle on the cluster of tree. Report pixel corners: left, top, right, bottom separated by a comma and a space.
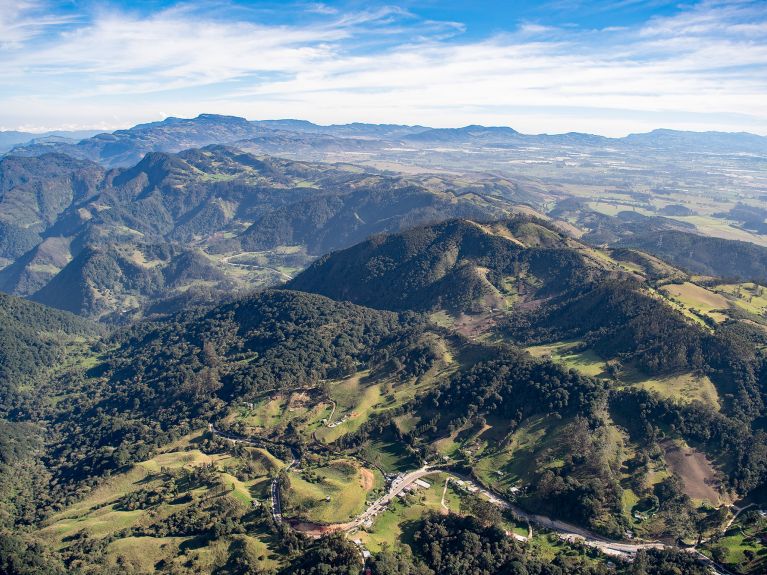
611, 390, 767, 494
369, 513, 711, 575
0, 292, 98, 414
527, 418, 625, 538
410, 350, 606, 440
29, 290, 433, 499
507, 279, 765, 418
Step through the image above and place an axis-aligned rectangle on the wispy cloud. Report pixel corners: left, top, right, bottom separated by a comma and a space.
0, 0, 765, 135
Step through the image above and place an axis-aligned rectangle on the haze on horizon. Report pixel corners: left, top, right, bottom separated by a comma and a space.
1, 0, 766, 137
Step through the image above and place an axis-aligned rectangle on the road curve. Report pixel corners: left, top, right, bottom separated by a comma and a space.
209, 424, 730, 570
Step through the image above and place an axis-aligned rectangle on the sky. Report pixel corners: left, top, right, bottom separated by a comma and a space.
0, 0, 766, 136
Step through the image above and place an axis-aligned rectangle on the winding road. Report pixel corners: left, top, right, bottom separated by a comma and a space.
209, 425, 731, 571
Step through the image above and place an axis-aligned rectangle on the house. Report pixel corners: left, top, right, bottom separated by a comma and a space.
414, 479, 432, 489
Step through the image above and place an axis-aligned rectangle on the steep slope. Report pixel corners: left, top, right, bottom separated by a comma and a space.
0, 147, 532, 320
0, 292, 97, 411
31, 243, 233, 321
237, 184, 507, 256
0, 154, 104, 236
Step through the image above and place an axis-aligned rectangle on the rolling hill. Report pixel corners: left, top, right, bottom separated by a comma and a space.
0, 147, 527, 320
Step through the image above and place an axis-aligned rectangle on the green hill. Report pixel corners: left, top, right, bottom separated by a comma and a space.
288, 217, 604, 313
617, 230, 767, 283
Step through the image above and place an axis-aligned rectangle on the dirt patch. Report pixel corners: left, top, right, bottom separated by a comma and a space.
289, 520, 352, 538
359, 468, 375, 491
453, 312, 499, 337
663, 441, 724, 504
288, 392, 311, 408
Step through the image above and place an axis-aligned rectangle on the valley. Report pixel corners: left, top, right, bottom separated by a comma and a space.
2, 116, 767, 575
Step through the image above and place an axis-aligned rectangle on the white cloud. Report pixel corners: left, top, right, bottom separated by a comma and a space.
0, 0, 765, 136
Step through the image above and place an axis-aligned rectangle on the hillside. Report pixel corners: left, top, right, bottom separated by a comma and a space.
0, 148, 526, 320
0, 292, 98, 413
3, 226, 767, 571
288, 217, 607, 313
616, 230, 767, 283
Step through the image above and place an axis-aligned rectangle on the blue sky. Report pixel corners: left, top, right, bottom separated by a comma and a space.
1, 0, 766, 135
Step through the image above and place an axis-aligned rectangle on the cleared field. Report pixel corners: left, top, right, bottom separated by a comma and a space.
317, 344, 456, 443
233, 391, 330, 432
283, 459, 382, 524
663, 440, 725, 505
526, 340, 606, 377
660, 282, 729, 323
360, 438, 420, 473
105, 536, 185, 572
668, 215, 767, 247
714, 282, 767, 317
473, 414, 565, 493
41, 430, 283, 574
622, 368, 721, 410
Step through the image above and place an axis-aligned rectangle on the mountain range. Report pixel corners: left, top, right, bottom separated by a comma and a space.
7, 114, 767, 168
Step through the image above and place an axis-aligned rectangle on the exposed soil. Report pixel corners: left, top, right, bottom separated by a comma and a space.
663, 440, 724, 504
359, 467, 375, 491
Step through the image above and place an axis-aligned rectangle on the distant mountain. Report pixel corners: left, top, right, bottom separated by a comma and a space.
234, 181, 510, 256
30, 243, 232, 320
404, 125, 522, 144
7, 114, 767, 169
0, 147, 529, 320
0, 153, 103, 233
0, 129, 101, 154
623, 128, 767, 154
252, 119, 428, 139
8, 114, 269, 167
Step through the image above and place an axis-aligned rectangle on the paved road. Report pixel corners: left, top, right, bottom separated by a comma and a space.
209, 425, 730, 570
209, 424, 298, 524
449, 474, 665, 558
357, 468, 439, 526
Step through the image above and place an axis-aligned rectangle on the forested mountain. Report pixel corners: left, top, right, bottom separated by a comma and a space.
288, 217, 608, 313
1, 113, 767, 574
0, 147, 524, 320
616, 230, 767, 283
0, 292, 98, 414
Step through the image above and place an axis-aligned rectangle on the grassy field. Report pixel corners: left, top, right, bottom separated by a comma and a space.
714, 282, 767, 318
360, 438, 420, 473
283, 459, 383, 524
317, 340, 458, 443
526, 340, 607, 377
472, 414, 565, 494
621, 366, 721, 410
232, 391, 331, 433
40, 430, 285, 572
660, 282, 730, 323
702, 511, 767, 575
357, 472, 462, 552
